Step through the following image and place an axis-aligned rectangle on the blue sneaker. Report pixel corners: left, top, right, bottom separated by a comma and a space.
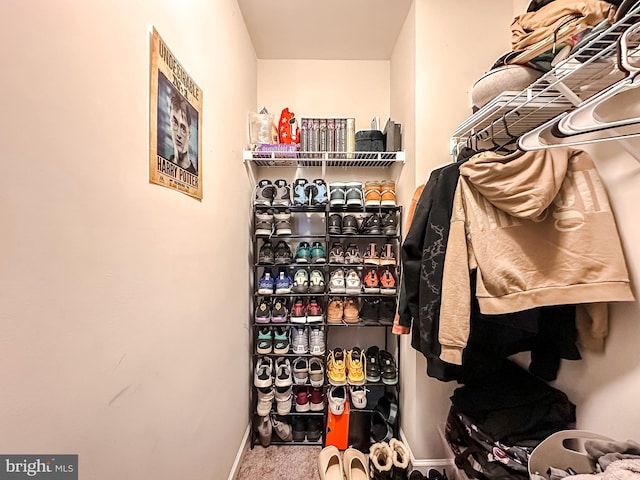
258, 269, 275, 294
292, 178, 308, 206
275, 269, 292, 294
311, 179, 328, 205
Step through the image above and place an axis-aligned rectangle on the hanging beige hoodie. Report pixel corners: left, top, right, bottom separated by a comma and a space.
511, 0, 616, 52
439, 148, 634, 365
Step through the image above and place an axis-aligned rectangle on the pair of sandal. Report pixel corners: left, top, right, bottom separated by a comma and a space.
370, 392, 398, 443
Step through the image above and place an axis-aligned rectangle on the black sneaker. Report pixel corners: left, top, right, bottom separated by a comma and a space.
365, 346, 381, 382
306, 417, 322, 442
361, 213, 381, 235
255, 209, 273, 236
311, 179, 328, 206
378, 298, 396, 326
381, 212, 398, 236
328, 214, 342, 235
329, 242, 345, 264
360, 298, 380, 325
378, 350, 398, 385
274, 241, 293, 265
258, 240, 274, 265
272, 179, 291, 207
292, 417, 306, 442
342, 215, 359, 235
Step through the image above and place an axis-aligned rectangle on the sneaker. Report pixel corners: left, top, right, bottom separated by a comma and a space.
378, 350, 398, 385
309, 357, 325, 387
380, 180, 396, 206
309, 325, 325, 355
345, 181, 364, 206
329, 242, 345, 264
308, 270, 326, 294
254, 356, 273, 388
329, 269, 346, 294
379, 243, 396, 266
273, 209, 292, 235
275, 269, 292, 294
272, 179, 291, 207
293, 357, 309, 385
328, 214, 342, 235
274, 241, 293, 265
290, 298, 307, 323
304, 182, 318, 207
294, 241, 311, 263
311, 179, 328, 206
309, 386, 325, 411
344, 243, 361, 264
328, 385, 347, 415
256, 415, 272, 447
292, 269, 309, 293
291, 325, 308, 354
255, 209, 274, 236
381, 211, 398, 236
346, 347, 366, 385
274, 357, 293, 387
292, 178, 309, 206
364, 180, 382, 206
255, 298, 271, 323
327, 298, 344, 324
255, 179, 275, 207
306, 297, 324, 323
274, 385, 293, 415
329, 182, 346, 206
292, 416, 306, 442
294, 386, 310, 412
327, 348, 347, 386
345, 269, 362, 295
361, 213, 381, 235
306, 417, 323, 442
349, 385, 368, 409
378, 298, 396, 326
310, 242, 326, 264
256, 386, 274, 416
258, 240, 274, 265
271, 298, 288, 323
342, 215, 359, 235
343, 298, 359, 324
365, 346, 381, 383
363, 268, 380, 293
273, 326, 290, 354
363, 243, 379, 265
360, 298, 381, 325
258, 269, 275, 294
257, 326, 273, 354
271, 414, 293, 442
379, 268, 397, 295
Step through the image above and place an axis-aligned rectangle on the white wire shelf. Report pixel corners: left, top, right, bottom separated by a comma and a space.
451, 2, 640, 150
243, 150, 405, 168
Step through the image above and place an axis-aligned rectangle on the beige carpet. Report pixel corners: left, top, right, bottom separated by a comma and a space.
236, 445, 321, 480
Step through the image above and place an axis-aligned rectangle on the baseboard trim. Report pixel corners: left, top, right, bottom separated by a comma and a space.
399, 428, 456, 472
227, 423, 251, 480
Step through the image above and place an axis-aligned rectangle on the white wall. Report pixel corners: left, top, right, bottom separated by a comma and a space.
0, 1, 256, 479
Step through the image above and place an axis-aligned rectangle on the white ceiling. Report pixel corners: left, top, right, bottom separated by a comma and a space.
236, 0, 414, 60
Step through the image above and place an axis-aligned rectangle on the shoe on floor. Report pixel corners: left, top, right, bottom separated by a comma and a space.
369, 442, 394, 479
256, 415, 272, 447
271, 414, 293, 441
344, 447, 369, 480
318, 445, 343, 480
328, 385, 347, 415
390, 438, 410, 480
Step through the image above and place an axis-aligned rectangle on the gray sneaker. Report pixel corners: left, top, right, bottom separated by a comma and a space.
274, 386, 292, 415
274, 209, 292, 235
345, 181, 363, 206
255, 179, 275, 207
271, 415, 293, 442
291, 326, 308, 354
256, 387, 274, 416
255, 209, 273, 236
309, 325, 325, 355
256, 415, 272, 447
272, 179, 291, 207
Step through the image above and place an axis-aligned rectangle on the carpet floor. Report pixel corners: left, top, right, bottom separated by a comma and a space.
236, 445, 322, 480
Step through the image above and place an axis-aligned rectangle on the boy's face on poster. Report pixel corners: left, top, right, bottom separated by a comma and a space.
170, 104, 190, 156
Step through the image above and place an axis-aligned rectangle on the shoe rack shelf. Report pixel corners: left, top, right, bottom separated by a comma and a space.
250, 203, 403, 449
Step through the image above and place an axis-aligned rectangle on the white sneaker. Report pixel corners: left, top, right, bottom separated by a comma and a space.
329, 269, 346, 294
274, 357, 293, 387
349, 385, 368, 409
345, 269, 362, 295
293, 357, 309, 385
254, 356, 273, 388
256, 386, 274, 416
309, 325, 325, 355
290, 326, 309, 354
309, 356, 325, 387
274, 386, 292, 415
328, 385, 347, 415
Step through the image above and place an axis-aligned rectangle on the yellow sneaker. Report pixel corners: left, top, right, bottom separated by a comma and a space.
346, 347, 366, 385
380, 180, 396, 206
327, 348, 347, 386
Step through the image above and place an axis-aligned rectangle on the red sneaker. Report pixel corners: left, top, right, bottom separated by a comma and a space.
363, 268, 380, 293
291, 298, 307, 323
306, 297, 323, 323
